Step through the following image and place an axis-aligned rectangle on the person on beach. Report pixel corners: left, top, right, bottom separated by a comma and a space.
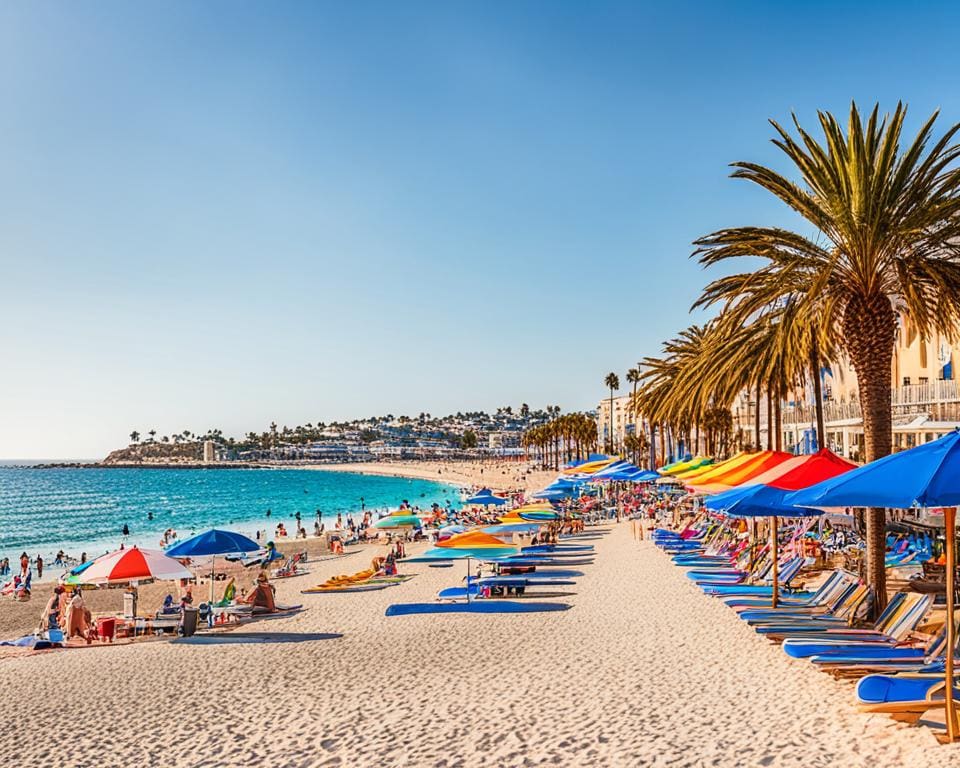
242, 572, 277, 613
64, 588, 92, 642
12, 554, 31, 601
122, 523, 130, 537
36, 555, 43, 579
0, 557, 8, 576
40, 585, 64, 632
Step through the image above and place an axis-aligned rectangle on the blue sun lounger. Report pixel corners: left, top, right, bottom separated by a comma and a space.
386, 601, 571, 616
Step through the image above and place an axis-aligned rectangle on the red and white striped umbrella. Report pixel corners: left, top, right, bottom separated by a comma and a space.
81, 547, 193, 584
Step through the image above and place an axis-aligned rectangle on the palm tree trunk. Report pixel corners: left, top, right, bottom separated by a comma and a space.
774, 396, 782, 452
810, 332, 826, 450
766, 389, 773, 450
608, 390, 614, 454
843, 292, 896, 615
754, 381, 762, 450
659, 422, 666, 468
648, 422, 656, 469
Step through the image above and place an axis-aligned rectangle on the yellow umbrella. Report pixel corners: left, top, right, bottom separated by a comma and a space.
674, 451, 745, 481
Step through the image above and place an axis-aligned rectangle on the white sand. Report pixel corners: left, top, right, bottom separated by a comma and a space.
0, 523, 953, 767
306, 459, 556, 496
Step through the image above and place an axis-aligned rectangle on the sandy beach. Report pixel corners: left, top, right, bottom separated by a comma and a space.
308, 459, 556, 496
0, 522, 953, 767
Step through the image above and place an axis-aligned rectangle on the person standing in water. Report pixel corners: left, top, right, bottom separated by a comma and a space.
35, 555, 43, 579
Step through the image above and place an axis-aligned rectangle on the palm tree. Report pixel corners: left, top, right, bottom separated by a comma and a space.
694, 102, 960, 607
129, 431, 140, 444
626, 367, 641, 437
148, 429, 156, 442
604, 372, 620, 453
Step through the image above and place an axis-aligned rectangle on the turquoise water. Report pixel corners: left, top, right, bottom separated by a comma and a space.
0, 466, 458, 561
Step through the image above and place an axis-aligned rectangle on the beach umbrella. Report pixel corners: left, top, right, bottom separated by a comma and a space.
482, 523, 540, 537
590, 460, 639, 480
437, 524, 466, 541
706, 450, 856, 609
374, 514, 422, 529
413, 531, 520, 601
80, 546, 193, 585
464, 489, 508, 506
562, 457, 617, 476
532, 488, 574, 500
688, 451, 794, 494
625, 469, 660, 483
786, 432, 960, 741
660, 456, 712, 476
165, 528, 262, 603
675, 451, 756, 485
165, 529, 261, 558
673, 452, 746, 482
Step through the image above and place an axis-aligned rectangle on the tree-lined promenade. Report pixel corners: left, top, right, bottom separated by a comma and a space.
628, 102, 960, 610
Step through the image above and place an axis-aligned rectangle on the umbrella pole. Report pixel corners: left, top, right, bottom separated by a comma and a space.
210, 554, 215, 606
770, 515, 779, 610
945, 506, 957, 742
466, 556, 471, 604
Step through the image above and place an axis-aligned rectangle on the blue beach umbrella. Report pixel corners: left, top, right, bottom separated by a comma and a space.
165, 529, 261, 558
465, 489, 508, 506
709, 484, 824, 518
166, 528, 262, 603
786, 431, 960, 741
532, 488, 573, 500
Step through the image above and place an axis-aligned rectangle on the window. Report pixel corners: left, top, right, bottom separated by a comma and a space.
902, 377, 911, 386
919, 377, 928, 385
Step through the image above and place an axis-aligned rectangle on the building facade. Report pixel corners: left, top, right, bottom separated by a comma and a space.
734, 320, 958, 461
597, 394, 635, 450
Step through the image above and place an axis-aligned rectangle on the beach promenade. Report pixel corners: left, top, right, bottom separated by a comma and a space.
0, 524, 951, 767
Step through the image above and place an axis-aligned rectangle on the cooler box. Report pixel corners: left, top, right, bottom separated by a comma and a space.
96, 617, 116, 641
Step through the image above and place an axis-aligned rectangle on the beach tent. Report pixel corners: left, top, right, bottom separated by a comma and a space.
465, 489, 508, 506
787, 432, 960, 742
166, 528, 263, 603
688, 451, 794, 494
80, 547, 193, 585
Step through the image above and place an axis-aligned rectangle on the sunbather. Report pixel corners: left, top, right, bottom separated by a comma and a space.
242, 572, 277, 613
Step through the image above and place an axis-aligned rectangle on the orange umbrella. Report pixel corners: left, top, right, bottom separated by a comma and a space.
680, 451, 760, 486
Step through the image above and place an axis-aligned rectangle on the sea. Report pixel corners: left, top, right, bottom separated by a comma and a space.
0, 463, 460, 563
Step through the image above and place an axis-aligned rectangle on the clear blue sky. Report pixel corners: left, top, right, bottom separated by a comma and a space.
2, 1, 959, 458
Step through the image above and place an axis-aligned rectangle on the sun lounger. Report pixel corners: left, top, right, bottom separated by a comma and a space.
725, 570, 853, 611
855, 672, 960, 714
780, 593, 932, 657
385, 601, 571, 616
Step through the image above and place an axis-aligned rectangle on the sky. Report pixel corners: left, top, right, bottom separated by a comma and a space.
2, 1, 960, 458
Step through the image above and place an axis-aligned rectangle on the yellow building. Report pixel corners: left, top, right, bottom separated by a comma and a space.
735, 318, 958, 460
597, 394, 635, 450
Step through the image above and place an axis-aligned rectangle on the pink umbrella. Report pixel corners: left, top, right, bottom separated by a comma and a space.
81, 547, 194, 585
